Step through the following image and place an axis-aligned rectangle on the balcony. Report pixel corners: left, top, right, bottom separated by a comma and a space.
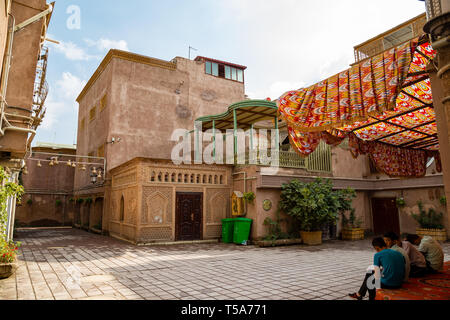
31, 46, 49, 130
232, 142, 332, 173
353, 13, 426, 63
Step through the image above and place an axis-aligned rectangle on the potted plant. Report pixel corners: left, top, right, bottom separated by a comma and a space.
411, 201, 447, 241
242, 192, 255, 204
440, 196, 447, 207
341, 209, 364, 241
279, 178, 355, 245
85, 198, 93, 205
396, 197, 406, 208
26, 199, 32, 205
0, 240, 21, 279
55, 199, 62, 207
76, 198, 84, 205
258, 210, 302, 247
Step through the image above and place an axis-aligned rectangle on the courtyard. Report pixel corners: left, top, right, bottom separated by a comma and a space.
1, 228, 449, 300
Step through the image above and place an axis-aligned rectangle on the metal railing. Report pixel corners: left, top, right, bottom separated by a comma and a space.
353, 13, 426, 63
232, 141, 332, 173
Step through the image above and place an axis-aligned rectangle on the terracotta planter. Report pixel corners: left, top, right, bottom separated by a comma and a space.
416, 228, 447, 241
300, 231, 323, 245
0, 259, 18, 279
342, 228, 365, 241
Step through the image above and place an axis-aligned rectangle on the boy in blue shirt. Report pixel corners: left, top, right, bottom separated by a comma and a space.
349, 237, 405, 300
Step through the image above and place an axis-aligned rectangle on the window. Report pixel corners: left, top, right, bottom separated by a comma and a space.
80, 117, 85, 131
211, 62, 219, 76
225, 66, 231, 79
89, 106, 96, 122
231, 68, 237, 81
100, 94, 107, 111
237, 69, 243, 82
205, 61, 212, 74
204, 60, 244, 83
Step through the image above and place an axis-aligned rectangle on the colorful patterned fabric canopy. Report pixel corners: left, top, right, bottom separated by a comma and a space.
277, 37, 440, 177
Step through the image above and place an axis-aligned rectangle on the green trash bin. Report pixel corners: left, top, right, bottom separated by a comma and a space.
233, 218, 252, 245
221, 219, 235, 243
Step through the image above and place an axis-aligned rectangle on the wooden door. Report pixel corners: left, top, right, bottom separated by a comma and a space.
176, 193, 203, 241
371, 198, 400, 235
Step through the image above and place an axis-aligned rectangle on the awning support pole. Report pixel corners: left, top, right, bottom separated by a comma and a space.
250, 124, 254, 150
212, 120, 216, 162
233, 110, 238, 160
275, 116, 279, 148
195, 123, 200, 163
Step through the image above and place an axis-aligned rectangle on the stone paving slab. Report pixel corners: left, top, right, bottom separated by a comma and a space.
1, 228, 449, 300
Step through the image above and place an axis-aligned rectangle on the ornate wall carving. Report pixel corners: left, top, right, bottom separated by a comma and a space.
110, 187, 137, 225
126, 188, 138, 225
206, 189, 230, 223
143, 162, 229, 186
113, 169, 137, 188
140, 226, 172, 242
206, 224, 222, 238
142, 187, 173, 225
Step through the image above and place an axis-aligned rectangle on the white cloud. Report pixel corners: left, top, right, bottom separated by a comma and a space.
57, 72, 87, 100
40, 72, 86, 131
51, 40, 97, 61
247, 81, 305, 101
48, 34, 128, 61
84, 38, 129, 52
219, 0, 425, 100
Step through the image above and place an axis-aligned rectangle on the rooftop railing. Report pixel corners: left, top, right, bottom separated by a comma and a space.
353, 13, 426, 63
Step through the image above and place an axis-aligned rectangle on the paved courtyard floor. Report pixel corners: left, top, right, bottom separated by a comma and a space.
1, 228, 449, 300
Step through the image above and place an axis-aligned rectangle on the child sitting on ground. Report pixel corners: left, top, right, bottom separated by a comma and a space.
405, 234, 444, 274
349, 237, 405, 301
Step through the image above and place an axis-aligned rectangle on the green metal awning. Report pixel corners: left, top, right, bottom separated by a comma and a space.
193, 100, 279, 162
195, 99, 278, 131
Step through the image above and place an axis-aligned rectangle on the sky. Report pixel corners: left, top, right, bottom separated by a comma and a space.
36, 0, 426, 146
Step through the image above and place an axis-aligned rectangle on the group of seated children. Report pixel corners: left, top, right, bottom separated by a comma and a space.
349, 232, 444, 300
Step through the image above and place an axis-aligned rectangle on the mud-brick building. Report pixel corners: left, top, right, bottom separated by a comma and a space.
0, 0, 53, 240
20, 12, 448, 244
15, 142, 76, 227
73, 50, 247, 243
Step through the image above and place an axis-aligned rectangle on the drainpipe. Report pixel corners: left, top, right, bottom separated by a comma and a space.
0, 3, 53, 137
0, 13, 15, 136
13, 4, 53, 33
233, 171, 259, 216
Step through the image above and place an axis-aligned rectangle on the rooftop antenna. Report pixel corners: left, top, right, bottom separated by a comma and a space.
189, 46, 198, 60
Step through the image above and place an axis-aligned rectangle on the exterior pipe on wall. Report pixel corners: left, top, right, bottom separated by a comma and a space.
0, 14, 16, 136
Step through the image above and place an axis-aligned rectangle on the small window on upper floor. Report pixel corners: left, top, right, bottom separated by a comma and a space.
205, 60, 243, 82
209, 62, 219, 76
89, 106, 96, 122
100, 94, 107, 112
80, 117, 85, 131
225, 66, 231, 79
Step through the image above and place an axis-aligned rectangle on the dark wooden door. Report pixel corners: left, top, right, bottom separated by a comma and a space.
371, 198, 400, 235
176, 193, 203, 241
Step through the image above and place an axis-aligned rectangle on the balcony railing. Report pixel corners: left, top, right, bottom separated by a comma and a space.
353, 13, 426, 63
232, 141, 332, 173
31, 46, 49, 130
